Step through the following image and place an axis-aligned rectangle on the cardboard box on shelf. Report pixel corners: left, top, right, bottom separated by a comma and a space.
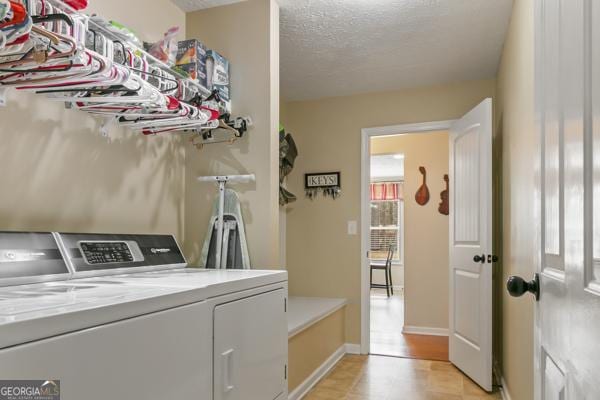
177, 39, 208, 88
177, 62, 208, 88
177, 39, 207, 65
207, 50, 231, 112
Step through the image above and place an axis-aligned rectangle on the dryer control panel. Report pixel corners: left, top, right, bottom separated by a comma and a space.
57, 233, 187, 276
79, 242, 136, 265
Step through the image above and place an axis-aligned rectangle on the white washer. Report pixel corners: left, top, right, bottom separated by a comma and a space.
0, 232, 211, 400
55, 232, 289, 400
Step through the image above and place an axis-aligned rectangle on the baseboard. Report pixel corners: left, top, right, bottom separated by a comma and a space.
493, 362, 512, 400
499, 375, 513, 400
402, 325, 449, 336
288, 344, 346, 400
344, 343, 361, 355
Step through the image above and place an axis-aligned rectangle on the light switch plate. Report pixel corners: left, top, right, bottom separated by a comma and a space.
347, 220, 358, 235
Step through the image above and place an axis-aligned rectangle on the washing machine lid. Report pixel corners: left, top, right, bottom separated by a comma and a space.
0, 232, 70, 287
56, 233, 186, 278
0, 279, 205, 349
73, 268, 289, 299
0, 280, 188, 320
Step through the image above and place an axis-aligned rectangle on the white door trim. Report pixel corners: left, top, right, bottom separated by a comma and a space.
360, 120, 456, 354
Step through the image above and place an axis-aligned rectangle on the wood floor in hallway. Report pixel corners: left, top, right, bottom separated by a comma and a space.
370, 289, 449, 361
303, 355, 502, 400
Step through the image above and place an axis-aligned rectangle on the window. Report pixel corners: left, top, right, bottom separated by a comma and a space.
370, 182, 403, 263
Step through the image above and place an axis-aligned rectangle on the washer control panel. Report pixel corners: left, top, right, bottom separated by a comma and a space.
57, 233, 186, 274
79, 242, 135, 265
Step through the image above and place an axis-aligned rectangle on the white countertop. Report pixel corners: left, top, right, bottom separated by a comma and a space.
288, 297, 347, 338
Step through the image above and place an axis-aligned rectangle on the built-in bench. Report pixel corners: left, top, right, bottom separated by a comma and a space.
288, 297, 347, 338
287, 297, 349, 400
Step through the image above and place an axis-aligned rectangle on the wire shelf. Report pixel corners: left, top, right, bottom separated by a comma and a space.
0, 0, 249, 142
46, 0, 215, 101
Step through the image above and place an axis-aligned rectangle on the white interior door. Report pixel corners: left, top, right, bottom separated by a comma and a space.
522, 0, 600, 398
449, 98, 493, 391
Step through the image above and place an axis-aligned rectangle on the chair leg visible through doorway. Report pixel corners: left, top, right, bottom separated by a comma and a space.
385, 269, 390, 297
370, 245, 395, 298
388, 264, 394, 296
370, 265, 391, 297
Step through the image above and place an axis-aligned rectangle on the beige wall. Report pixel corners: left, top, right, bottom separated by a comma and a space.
284, 79, 495, 344
184, 0, 281, 267
371, 132, 450, 330
495, 0, 535, 399
0, 0, 186, 239
89, 1, 186, 42
0, 0, 282, 266
288, 308, 346, 392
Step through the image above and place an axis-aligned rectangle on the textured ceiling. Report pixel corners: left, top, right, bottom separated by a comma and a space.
170, 0, 246, 12
279, 0, 513, 101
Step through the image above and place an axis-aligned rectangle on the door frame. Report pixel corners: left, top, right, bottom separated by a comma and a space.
360, 119, 456, 354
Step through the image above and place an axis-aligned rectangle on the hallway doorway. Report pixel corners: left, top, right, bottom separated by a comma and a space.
366, 131, 451, 362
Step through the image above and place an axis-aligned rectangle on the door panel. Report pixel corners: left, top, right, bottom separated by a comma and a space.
541, 0, 564, 271
454, 269, 481, 349
541, 351, 565, 400
534, 0, 600, 399
536, 1, 571, 396
449, 98, 493, 391
213, 289, 287, 400
590, 0, 600, 291
454, 127, 481, 244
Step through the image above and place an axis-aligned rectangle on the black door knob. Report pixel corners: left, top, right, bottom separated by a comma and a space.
506, 273, 540, 301
473, 254, 486, 263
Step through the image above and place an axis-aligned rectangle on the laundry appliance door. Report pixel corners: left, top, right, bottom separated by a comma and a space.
213, 289, 287, 400
0, 301, 210, 400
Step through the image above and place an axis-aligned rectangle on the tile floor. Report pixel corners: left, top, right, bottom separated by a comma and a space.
371, 290, 449, 361
303, 355, 502, 400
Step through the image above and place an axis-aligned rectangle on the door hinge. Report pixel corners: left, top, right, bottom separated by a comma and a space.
285, 364, 287, 380
284, 297, 287, 312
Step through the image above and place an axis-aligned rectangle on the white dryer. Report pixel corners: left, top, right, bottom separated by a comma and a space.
0, 232, 211, 400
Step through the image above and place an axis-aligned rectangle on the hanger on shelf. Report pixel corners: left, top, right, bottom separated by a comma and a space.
2, 47, 102, 86
31, 12, 72, 27
0, 26, 77, 70
0, 0, 11, 23
189, 115, 252, 148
